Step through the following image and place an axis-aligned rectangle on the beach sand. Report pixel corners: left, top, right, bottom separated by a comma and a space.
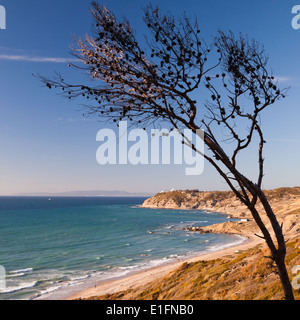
67, 235, 263, 300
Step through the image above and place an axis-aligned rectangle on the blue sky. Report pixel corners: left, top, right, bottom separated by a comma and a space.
0, 0, 300, 195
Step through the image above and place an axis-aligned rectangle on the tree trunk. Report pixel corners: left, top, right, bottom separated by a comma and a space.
274, 256, 295, 300
246, 186, 295, 300
227, 173, 295, 300
254, 189, 294, 300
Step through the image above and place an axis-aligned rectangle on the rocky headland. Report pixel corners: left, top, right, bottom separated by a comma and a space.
141, 187, 300, 240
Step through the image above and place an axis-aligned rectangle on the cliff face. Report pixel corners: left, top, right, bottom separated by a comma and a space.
142, 187, 300, 213
141, 189, 245, 217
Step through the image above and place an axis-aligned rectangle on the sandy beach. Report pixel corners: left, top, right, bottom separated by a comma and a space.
67, 235, 263, 300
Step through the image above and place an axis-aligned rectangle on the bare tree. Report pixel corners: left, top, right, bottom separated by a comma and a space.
38, 2, 294, 300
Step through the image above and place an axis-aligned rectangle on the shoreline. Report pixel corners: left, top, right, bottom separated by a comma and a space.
67, 234, 263, 300
66, 200, 260, 300
33, 206, 251, 300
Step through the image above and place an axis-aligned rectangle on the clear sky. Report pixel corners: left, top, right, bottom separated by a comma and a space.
0, 0, 300, 195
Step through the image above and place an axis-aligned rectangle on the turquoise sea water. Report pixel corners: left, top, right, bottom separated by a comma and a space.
0, 196, 245, 300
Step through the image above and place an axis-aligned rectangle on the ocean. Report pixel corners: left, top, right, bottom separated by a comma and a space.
0, 196, 245, 300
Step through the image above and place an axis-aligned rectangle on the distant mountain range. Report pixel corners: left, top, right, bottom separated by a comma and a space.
10, 190, 153, 197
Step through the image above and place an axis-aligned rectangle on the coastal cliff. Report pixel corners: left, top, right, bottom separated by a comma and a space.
141, 187, 300, 238
141, 189, 247, 217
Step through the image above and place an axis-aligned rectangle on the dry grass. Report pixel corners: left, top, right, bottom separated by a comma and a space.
264, 187, 300, 200
149, 187, 300, 210
157, 187, 300, 200
85, 239, 300, 301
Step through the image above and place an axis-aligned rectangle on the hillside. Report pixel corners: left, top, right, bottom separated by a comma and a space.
84, 239, 300, 300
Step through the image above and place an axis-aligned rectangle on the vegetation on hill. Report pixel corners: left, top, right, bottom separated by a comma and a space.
85, 239, 300, 300
151, 187, 300, 205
